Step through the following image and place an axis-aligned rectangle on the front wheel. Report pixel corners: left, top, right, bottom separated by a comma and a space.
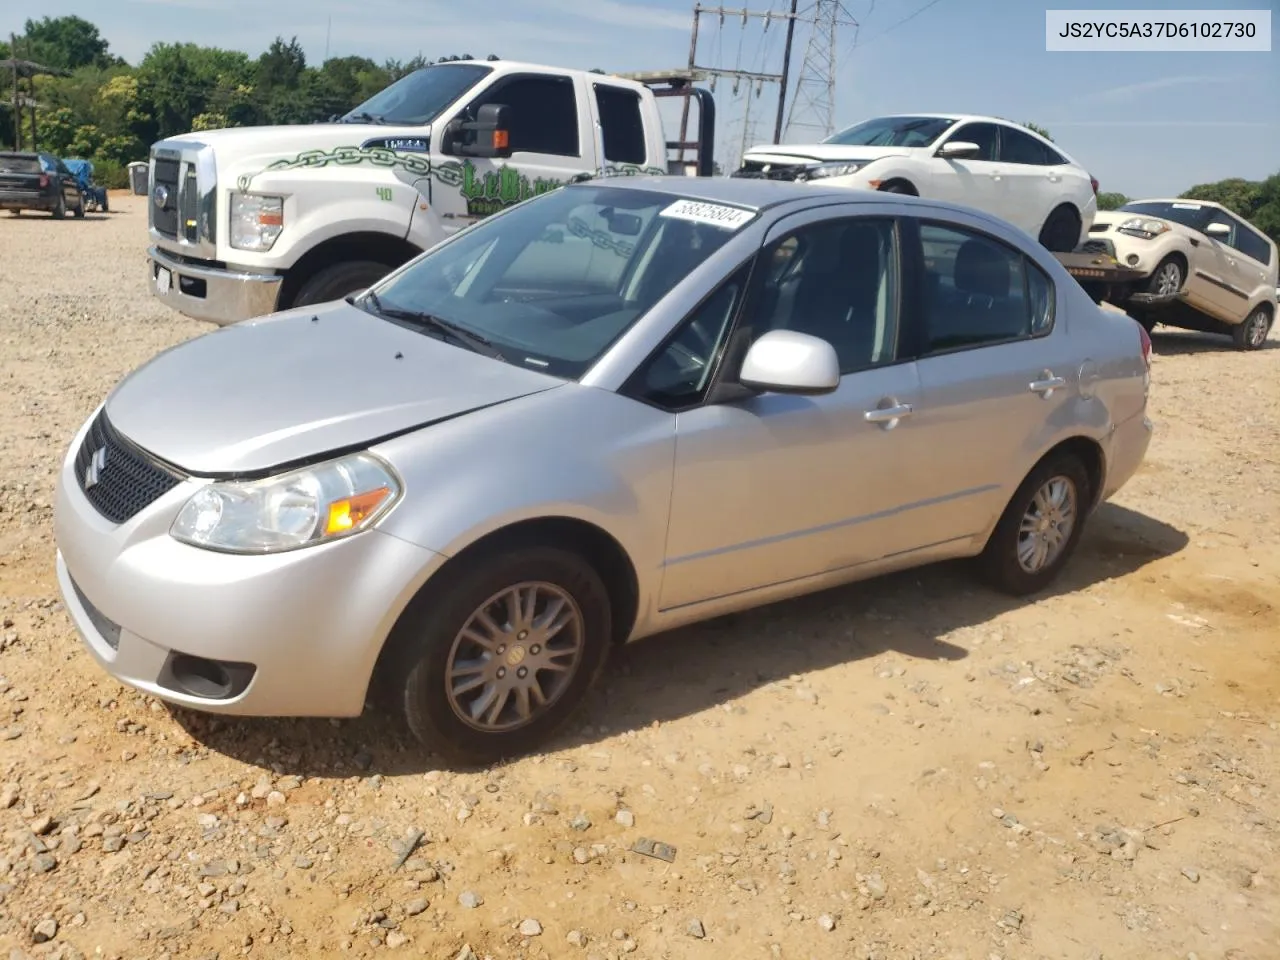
1145, 255, 1183, 297
1233, 306, 1272, 351
979, 453, 1091, 596
386, 546, 613, 766
291, 260, 393, 308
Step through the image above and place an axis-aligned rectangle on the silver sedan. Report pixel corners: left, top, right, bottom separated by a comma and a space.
53, 177, 1154, 764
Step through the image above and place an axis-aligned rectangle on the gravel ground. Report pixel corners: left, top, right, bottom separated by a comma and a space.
1, 193, 1279, 960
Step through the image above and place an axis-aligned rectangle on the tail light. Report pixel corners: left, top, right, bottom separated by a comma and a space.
38, 174, 49, 188
1137, 320, 1152, 368
1089, 175, 1099, 196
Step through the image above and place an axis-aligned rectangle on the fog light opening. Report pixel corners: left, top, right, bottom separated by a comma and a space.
162, 653, 255, 700
1126, 254, 1140, 266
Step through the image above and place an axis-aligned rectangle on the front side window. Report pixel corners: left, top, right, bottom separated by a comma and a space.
943, 123, 998, 162
739, 217, 901, 374
824, 115, 956, 148
469, 75, 580, 157
341, 63, 492, 125
918, 222, 1055, 353
364, 186, 748, 380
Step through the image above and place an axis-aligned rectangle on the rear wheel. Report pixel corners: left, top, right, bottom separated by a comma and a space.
51, 195, 66, 219
979, 453, 1091, 596
1233, 306, 1272, 351
73, 197, 86, 219
291, 260, 393, 308
878, 180, 914, 195
385, 546, 612, 766
1038, 206, 1081, 253
101, 193, 109, 213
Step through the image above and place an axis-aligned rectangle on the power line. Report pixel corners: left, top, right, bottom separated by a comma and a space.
855, 0, 946, 47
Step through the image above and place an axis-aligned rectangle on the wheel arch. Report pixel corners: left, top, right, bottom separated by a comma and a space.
877, 177, 918, 195
985, 434, 1107, 551
278, 231, 423, 309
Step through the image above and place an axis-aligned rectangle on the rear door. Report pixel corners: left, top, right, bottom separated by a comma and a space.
898, 216, 1073, 544
995, 125, 1075, 238
1222, 213, 1276, 304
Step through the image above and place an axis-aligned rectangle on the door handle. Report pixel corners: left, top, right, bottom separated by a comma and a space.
864, 402, 914, 426
1028, 374, 1066, 397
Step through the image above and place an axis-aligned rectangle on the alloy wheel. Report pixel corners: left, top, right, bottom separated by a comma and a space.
1016, 476, 1077, 574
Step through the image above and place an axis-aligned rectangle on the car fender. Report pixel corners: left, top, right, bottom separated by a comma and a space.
823, 157, 923, 192
368, 383, 677, 621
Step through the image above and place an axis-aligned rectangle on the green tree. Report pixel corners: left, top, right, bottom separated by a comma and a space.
1023, 122, 1053, 142
1180, 172, 1280, 248
20, 15, 114, 70
1096, 192, 1129, 211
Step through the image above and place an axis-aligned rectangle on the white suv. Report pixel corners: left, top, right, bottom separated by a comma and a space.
734, 114, 1099, 253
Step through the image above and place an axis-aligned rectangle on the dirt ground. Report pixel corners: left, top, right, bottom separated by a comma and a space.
0, 192, 1278, 960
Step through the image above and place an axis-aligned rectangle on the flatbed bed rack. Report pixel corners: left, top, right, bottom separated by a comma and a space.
612, 69, 716, 178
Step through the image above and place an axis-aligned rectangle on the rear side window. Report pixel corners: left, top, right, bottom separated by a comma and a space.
918, 221, 1055, 352
1234, 222, 1273, 268
594, 84, 647, 166
471, 75, 580, 157
1000, 127, 1066, 166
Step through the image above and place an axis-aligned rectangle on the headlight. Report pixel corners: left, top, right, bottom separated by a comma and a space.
1117, 217, 1169, 239
171, 452, 401, 554
798, 161, 863, 181
229, 193, 284, 251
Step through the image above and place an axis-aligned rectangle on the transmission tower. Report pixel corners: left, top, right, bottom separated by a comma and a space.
783, 1, 854, 141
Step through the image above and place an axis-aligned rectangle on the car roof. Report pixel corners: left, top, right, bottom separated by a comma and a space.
1125, 197, 1227, 211
569, 174, 863, 211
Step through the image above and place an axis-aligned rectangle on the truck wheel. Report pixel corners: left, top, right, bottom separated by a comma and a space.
52, 195, 66, 219
384, 545, 613, 766
1037, 206, 1080, 253
978, 452, 1091, 597
292, 261, 392, 308
1232, 306, 1272, 351
1145, 255, 1183, 297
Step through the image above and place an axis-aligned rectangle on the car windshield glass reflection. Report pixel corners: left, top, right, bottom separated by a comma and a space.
1119, 201, 1213, 233
824, 116, 956, 147
361, 186, 745, 379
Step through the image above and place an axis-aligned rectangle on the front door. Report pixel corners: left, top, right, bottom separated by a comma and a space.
416, 71, 595, 243
928, 121, 1009, 223
658, 211, 923, 611
904, 218, 1078, 543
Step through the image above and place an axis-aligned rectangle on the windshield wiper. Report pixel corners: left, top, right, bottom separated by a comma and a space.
355, 291, 505, 360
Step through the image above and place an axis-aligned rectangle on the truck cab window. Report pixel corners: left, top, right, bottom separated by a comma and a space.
593, 84, 647, 166
471, 75, 581, 157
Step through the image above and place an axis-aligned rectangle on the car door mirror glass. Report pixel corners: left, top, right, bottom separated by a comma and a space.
937, 140, 980, 159
738, 329, 840, 395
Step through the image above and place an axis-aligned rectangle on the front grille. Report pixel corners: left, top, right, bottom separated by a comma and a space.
74, 410, 186, 524
1081, 239, 1116, 257
69, 575, 121, 650
731, 159, 809, 181
152, 157, 180, 238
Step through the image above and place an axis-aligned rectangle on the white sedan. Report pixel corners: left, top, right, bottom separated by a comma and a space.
735, 114, 1099, 253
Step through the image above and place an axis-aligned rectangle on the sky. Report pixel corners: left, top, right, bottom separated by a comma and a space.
5, 0, 1278, 197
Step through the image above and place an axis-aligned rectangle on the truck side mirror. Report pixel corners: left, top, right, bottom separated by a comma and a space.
443, 103, 513, 159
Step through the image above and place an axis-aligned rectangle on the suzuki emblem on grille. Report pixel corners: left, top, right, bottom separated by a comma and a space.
83, 446, 108, 489
153, 184, 169, 208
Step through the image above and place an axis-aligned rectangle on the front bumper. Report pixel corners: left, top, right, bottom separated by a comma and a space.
53, 412, 446, 718
148, 245, 283, 327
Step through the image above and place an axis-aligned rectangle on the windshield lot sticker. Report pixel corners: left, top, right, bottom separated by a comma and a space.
660, 199, 754, 230
1172, 202, 1202, 209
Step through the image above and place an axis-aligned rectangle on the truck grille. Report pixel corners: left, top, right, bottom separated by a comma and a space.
152, 157, 180, 238
75, 410, 187, 524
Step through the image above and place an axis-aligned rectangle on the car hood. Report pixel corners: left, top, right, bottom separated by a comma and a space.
741, 143, 910, 165
104, 301, 562, 476
1091, 209, 1202, 240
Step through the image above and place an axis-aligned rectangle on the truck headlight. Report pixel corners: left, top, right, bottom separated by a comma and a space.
171, 452, 401, 554
798, 161, 863, 181
230, 193, 284, 251
1117, 217, 1168, 240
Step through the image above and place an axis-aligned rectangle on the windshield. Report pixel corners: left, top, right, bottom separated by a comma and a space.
363, 185, 751, 379
823, 115, 957, 147
0, 154, 42, 174
1119, 200, 1216, 232
341, 62, 492, 125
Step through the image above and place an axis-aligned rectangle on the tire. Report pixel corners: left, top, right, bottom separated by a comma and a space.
879, 181, 914, 195
291, 260, 393, 308
101, 194, 109, 213
1144, 255, 1183, 297
385, 545, 612, 766
51, 195, 66, 220
73, 198, 86, 219
1232, 305, 1272, 351
1038, 206, 1081, 253
979, 452, 1092, 596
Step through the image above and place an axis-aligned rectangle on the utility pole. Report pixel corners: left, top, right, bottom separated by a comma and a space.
784, 0, 853, 141
9, 33, 19, 151
772, 0, 799, 143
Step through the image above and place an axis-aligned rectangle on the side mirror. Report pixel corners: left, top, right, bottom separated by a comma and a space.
1205, 222, 1231, 238
738, 330, 840, 395
443, 103, 513, 158
937, 140, 980, 160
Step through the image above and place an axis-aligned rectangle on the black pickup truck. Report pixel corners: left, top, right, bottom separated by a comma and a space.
0, 151, 85, 218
